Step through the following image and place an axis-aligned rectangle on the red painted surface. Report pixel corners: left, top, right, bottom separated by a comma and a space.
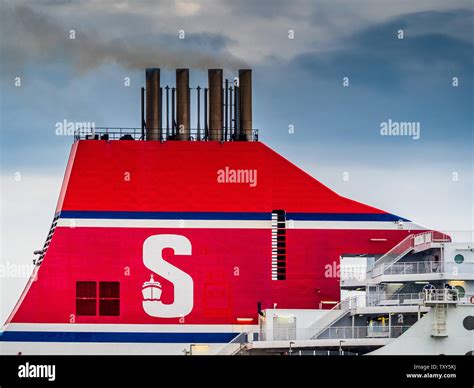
8, 140, 421, 325
60, 141, 387, 214
12, 228, 413, 324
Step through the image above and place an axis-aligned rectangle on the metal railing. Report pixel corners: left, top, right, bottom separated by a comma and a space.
372, 234, 414, 275
422, 290, 474, 305
74, 127, 142, 141
74, 127, 259, 142
379, 260, 443, 275
254, 325, 411, 341
324, 292, 422, 307
254, 289, 472, 342
422, 288, 459, 303
313, 296, 364, 338
316, 289, 468, 312
366, 292, 423, 306
372, 231, 451, 277
340, 265, 367, 281
373, 260, 473, 277
307, 296, 358, 339
338, 296, 360, 310
217, 332, 248, 355
430, 231, 452, 243
353, 290, 471, 307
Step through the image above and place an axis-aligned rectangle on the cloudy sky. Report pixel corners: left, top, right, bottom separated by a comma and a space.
0, 0, 473, 322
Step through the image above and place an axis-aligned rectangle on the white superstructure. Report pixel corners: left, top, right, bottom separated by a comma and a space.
236, 231, 474, 355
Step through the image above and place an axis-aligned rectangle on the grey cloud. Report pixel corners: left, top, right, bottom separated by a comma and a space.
292, 9, 474, 90
5, 0, 472, 67
0, 4, 246, 76
182, 32, 236, 51
221, 0, 306, 19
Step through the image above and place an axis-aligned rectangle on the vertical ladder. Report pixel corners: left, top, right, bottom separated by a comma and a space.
271, 210, 286, 280
431, 304, 448, 337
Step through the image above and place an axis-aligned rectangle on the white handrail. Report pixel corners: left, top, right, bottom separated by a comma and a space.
372, 231, 451, 277
253, 325, 412, 341
421, 288, 459, 303
366, 292, 422, 306
373, 234, 414, 269
216, 332, 247, 355
306, 296, 359, 340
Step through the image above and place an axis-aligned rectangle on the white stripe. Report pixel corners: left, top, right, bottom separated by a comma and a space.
57, 219, 271, 229
5, 323, 257, 333
56, 218, 424, 230
290, 221, 424, 230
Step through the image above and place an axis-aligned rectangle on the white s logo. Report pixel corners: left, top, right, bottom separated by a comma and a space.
142, 234, 193, 318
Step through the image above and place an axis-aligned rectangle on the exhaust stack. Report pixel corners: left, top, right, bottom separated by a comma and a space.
142, 68, 253, 141
176, 68, 190, 140
145, 68, 161, 141
239, 69, 252, 141
208, 69, 223, 141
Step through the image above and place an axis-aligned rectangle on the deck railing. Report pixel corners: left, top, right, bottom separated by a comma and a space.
74, 127, 259, 142
254, 325, 411, 341
366, 292, 423, 306
372, 231, 452, 277
372, 260, 473, 277
422, 288, 459, 303
372, 234, 414, 276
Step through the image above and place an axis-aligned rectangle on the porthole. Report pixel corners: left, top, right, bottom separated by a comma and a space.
455, 285, 466, 298
462, 316, 474, 330
454, 254, 464, 264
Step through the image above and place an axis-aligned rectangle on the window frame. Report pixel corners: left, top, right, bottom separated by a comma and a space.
75, 281, 120, 316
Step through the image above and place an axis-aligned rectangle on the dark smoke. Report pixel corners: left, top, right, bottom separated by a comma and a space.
0, 5, 247, 75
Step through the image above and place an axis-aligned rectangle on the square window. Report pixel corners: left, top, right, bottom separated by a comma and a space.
76, 281, 96, 298
99, 299, 120, 316
76, 281, 120, 317
99, 281, 120, 298
76, 298, 96, 316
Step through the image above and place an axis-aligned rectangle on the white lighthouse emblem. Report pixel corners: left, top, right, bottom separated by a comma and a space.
142, 274, 162, 301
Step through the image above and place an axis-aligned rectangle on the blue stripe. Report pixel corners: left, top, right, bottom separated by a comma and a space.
60, 211, 271, 221
0, 331, 237, 343
59, 211, 409, 222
